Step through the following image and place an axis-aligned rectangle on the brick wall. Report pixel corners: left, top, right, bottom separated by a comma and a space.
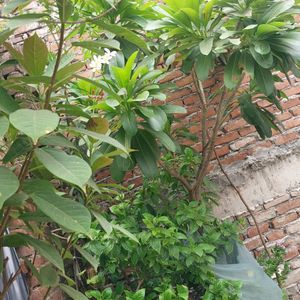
2, 17, 300, 300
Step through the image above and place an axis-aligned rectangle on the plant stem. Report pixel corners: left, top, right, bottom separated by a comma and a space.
44, 22, 65, 109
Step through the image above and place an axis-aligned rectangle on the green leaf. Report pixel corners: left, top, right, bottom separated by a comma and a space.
60, 284, 89, 300
161, 104, 187, 114
39, 265, 59, 287
224, 51, 242, 89
254, 41, 270, 55
256, 24, 279, 37
24, 180, 91, 234
259, 0, 294, 24
9, 109, 59, 143
56, 103, 90, 119
2, 135, 33, 163
240, 52, 254, 78
254, 65, 274, 96
121, 111, 137, 137
39, 134, 77, 150
195, 53, 213, 81
57, 0, 74, 22
74, 245, 99, 271
35, 148, 92, 187
3, 191, 28, 208
177, 285, 189, 300
67, 127, 128, 154
6, 14, 48, 29
72, 40, 120, 51
22, 33, 48, 76
0, 116, 9, 137
249, 47, 273, 69
112, 224, 139, 243
16, 233, 64, 272
93, 21, 149, 54
93, 211, 113, 235
0, 87, 19, 114
0, 29, 15, 45
54, 62, 85, 87
132, 130, 159, 177
0, 166, 19, 209
199, 37, 213, 56
147, 107, 167, 132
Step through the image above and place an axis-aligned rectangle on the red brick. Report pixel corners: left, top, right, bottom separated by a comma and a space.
253, 140, 273, 150
281, 98, 300, 109
221, 150, 252, 165
247, 223, 269, 238
238, 126, 256, 137
224, 119, 248, 132
244, 236, 263, 251
257, 99, 272, 108
290, 106, 300, 116
175, 75, 193, 87
271, 212, 298, 228
202, 77, 216, 89
160, 69, 183, 83
230, 136, 256, 151
212, 145, 230, 158
183, 94, 198, 106
215, 131, 240, 146
276, 111, 293, 121
266, 229, 286, 241
276, 198, 300, 215
283, 87, 300, 97
285, 246, 299, 261
283, 117, 300, 129
230, 107, 241, 118
274, 132, 298, 145
189, 125, 199, 134
167, 88, 191, 101
264, 194, 290, 209
248, 208, 276, 224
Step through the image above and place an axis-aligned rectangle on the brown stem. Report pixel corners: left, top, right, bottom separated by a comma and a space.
158, 161, 193, 199
0, 266, 22, 299
213, 148, 282, 287
44, 22, 65, 109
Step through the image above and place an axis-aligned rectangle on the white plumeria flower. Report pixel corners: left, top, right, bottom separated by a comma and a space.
90, 49, 117, 73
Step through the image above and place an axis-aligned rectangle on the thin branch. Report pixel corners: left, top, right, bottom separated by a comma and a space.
213, 148, 282, 287
44, 21, 65, 109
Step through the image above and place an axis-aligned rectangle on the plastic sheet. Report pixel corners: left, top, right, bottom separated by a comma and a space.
214, 241, 282, 300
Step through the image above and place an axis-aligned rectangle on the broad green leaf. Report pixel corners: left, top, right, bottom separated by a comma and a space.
24, 180, 91, 234
35, 148, 92, 187
11, 233, 64, 272
60, 284, 89, 300
224, 51, 242, 89
177, 285, 189, 300
39, 265, 59, 287
0, 166, 19, 209
256, 24, 279, 37
9, 109, 59, 143
254, 65, 274, 96
57, 0, 74, 22
93, 21, 149, 54
67, 127, 128, 154
112, 224, 139, 243
254, 41, 270, 55
121, 111, 137, 137
74, 245, 99, 271
2, 0, 32, 14
93, 211, 113, 235
44, 52, 74, 76
72, 40, 120, 51
92, 156, 113, 172
195, 53, 213, 81
39, 134, 77, 150
0, 116, 9, 137
240, 52, 254, 78
6, 14, 48, 29
0, 29, 15, 45
249, 47, 273, 69
132, 130, 159, 177
56, 103, 90, 119
23, 33, 48, 76
147, 107, 167, 132
3, 191, 28, 207
0, 87, 19, 114
161, 104, 187, 114
54, 62, 85, 87
259, 0, 294, 24
2, 135, 33, 163
199, 37, 213, 56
